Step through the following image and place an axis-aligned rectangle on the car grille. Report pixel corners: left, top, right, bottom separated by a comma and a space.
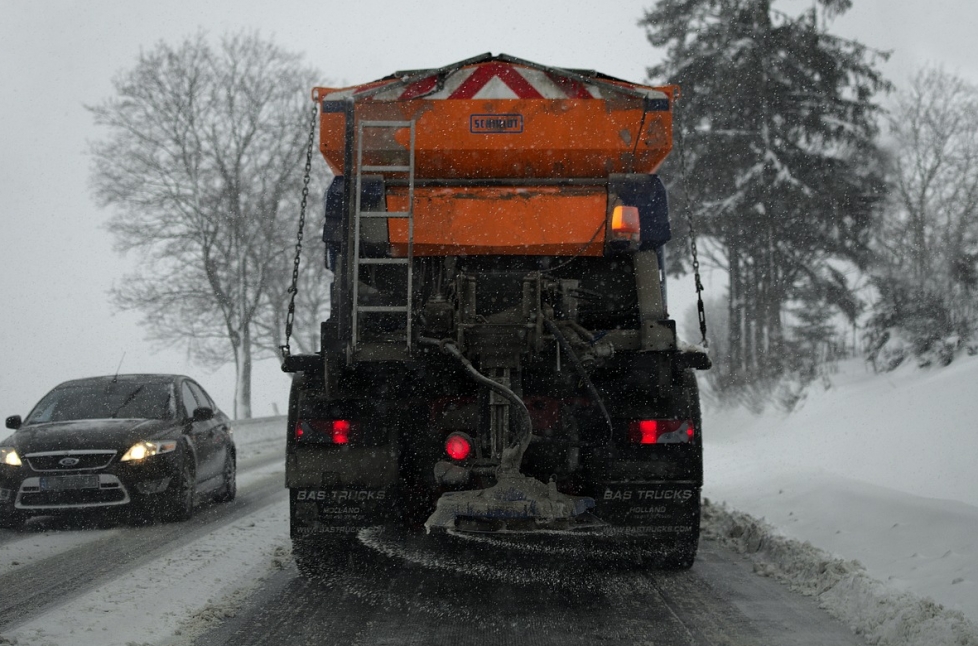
19, 489, 128, 507
16, 474, 130, 509
24, 451, 117, 472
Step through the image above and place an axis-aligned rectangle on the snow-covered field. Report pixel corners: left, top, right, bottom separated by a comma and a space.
703, 355, 978, 645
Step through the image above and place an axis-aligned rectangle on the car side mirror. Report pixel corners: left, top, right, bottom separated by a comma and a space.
192, 407, 214, 422
5, 415, 22, 430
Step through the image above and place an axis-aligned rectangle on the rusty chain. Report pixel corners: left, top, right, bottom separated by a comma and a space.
676, 101, 709, 348
281, 103, 319, 360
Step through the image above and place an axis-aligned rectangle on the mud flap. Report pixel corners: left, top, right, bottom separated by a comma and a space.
289, 487, 394, 538
594, 481, 700, 538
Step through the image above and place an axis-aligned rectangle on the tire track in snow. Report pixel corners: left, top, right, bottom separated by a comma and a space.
193, 538, 864, 646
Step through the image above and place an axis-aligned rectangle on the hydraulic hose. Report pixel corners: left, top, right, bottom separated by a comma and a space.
544, 319, 614, 440
417, 337, 532, 449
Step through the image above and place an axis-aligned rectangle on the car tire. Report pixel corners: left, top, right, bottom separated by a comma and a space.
163, 456, 196, 522
124, 502, 152, 527
0, 509, 25, 530
214, 452, 236, 503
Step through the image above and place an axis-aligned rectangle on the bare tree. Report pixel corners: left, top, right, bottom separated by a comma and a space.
887, 68, 978, 300
865, 68, 978, 368
90, 32, 321, 418
252, 202, 333, 359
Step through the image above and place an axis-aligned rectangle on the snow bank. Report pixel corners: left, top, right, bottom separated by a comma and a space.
703, 354, 978, 644
702, 500, 978, 646
230, 415, 284, 452
706, 356, 978, 507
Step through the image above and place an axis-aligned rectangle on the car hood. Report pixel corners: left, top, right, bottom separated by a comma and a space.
10, 419, 179, 454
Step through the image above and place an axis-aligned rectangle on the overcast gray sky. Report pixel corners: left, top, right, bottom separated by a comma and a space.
2, 0, 976, 418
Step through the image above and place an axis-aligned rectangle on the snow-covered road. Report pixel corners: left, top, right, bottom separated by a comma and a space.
188, 536, 864, 646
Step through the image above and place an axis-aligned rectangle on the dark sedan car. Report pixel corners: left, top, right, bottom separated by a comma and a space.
0, 374, 235, 528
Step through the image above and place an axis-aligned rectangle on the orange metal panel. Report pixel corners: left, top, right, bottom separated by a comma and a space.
319, 112, 347, 175
386, 186, 607, 256
316, 94, 675, 180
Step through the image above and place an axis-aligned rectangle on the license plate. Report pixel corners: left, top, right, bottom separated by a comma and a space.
39, 475, 99, 491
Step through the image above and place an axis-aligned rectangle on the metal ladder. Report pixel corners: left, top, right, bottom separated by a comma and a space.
351, 119, 416, 352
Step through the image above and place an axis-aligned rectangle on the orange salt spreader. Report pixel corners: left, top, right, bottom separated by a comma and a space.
313, 52, 677, 257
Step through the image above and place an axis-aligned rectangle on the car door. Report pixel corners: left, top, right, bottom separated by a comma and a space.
188, 381, 229, 481
180, 380, 219, 482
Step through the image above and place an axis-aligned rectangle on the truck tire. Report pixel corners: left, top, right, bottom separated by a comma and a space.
660, 492, 701, 569
292, 536, 354, 579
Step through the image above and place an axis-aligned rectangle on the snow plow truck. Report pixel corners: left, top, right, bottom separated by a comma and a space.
281, 53, 710, 571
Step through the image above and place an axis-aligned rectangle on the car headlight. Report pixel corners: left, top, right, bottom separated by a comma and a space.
0, 447, 21, 467
120, 440, 178, 462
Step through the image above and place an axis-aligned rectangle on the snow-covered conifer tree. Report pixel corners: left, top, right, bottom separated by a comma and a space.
642, 0, 888, 391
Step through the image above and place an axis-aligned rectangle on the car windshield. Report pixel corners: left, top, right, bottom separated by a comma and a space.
23, 382, 176, 423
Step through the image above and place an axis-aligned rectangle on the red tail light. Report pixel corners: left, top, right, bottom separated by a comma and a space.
445, 432, 473, 460
295, 419, 355, 445
627, 419, 695, 444
331, 420, 351, 445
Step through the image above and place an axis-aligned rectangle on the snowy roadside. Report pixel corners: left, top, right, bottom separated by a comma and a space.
702, 500, 978, 646
701, 355, 978, 645
228, 415, 285, 456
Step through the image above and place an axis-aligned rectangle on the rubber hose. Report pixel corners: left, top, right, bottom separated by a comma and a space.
417, 337, 532, 447
544, 319, 614, 440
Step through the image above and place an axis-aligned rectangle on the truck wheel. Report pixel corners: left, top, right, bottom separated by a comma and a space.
292, 536, 353, 579
292, 537, 320, 579
660, 369, 702, 570
660, 493, 701, 570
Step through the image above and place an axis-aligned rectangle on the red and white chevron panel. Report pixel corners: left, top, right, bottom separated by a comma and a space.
322, 62, 671, 102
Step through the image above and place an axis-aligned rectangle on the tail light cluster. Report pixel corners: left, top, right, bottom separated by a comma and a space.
295, 419, 355, 445
627, 419, 695, 445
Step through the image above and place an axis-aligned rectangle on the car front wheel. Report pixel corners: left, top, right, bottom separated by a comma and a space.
214, 452, 236, 503
163, 456, 196, 522
0, 509, 25, 530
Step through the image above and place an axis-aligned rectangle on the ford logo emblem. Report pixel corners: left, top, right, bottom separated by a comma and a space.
59, 457, 80, 466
